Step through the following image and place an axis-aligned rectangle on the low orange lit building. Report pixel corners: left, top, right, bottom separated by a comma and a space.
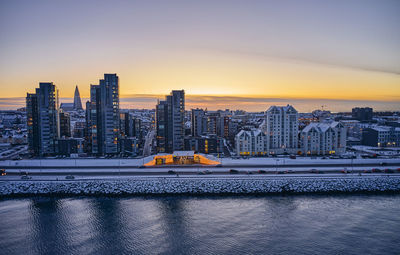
144, 151, 221, 166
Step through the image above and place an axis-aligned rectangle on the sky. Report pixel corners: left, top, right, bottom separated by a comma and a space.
0, 0, 399, 112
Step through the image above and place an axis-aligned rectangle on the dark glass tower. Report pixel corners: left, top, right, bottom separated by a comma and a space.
156, 100, 169, 153
86, 74, 120, 155
59, 110, 71, 137
156, 90, 185, 153
100, 74, 120, 154
26, 82, 60, 156
26, 93, 39, 156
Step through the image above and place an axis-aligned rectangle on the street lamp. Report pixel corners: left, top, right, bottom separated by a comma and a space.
351, 157, 354, 173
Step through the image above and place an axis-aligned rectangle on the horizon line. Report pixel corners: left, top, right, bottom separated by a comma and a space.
0, 95, 399, 112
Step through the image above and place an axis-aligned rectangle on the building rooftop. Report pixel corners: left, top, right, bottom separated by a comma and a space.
302, 121, 343, 133
173, 151, 195, 157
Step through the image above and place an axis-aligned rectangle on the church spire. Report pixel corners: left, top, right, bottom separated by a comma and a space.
73, 85, 83, 110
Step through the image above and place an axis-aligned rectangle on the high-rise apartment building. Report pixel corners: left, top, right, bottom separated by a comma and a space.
156, 90, 185, 153
86, 84, 101, 154
26, 82, 60, 156
191, 108, 207, 137
156, 100, 169, 152
100, 74, 120, 154
168, 90, 185, 151
264, 105, 299, 154
86, 74, 120, 155
26, 93, 39, 156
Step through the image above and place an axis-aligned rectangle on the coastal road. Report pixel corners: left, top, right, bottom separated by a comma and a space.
2, 166, 400, 180
0, 145, 27, 160
2, 161, 400, 169
143, 130, 155, 157
2, 172, 400, 182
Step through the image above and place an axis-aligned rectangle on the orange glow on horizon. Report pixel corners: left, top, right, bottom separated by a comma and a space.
2, 50, 399, 111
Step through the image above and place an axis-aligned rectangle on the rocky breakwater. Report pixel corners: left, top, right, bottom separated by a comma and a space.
1, 176, 400, 196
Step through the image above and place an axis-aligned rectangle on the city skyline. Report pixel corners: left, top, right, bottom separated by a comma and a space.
1, 0, 399, 111
1, 2, 400, 254
19, 73, 398, 160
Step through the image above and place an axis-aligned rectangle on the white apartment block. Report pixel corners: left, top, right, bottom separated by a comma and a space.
235, 130, 268, 156
300, 122, 347, 155
264, 105, 299, 154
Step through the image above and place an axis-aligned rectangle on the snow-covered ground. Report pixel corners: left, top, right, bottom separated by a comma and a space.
1, 175, 399, 196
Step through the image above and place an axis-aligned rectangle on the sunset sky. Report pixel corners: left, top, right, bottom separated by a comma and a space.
0, 0, 399, 111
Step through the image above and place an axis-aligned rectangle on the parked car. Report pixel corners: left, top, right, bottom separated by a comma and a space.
65, 175, 75, 180
229, 169, 239, 174
384, 169, 394, 173
199, 170, 212, 175
258, 170, 266, 174
372, 168, 382, 173
168, 170, 176, 174
21, 175, 31, 180
363, 170, 372, 173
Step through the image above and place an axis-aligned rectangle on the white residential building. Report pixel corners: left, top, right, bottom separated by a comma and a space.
235, 130, 268, 156
264, 105, 299, 154
300, 122, 347, 155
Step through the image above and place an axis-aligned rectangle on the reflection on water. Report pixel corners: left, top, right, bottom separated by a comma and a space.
1, 195, 400, 255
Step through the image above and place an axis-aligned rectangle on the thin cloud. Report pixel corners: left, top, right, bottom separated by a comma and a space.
191, 47, 400, 76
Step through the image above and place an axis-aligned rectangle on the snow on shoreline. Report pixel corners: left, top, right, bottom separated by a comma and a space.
1, 176, 400, 196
